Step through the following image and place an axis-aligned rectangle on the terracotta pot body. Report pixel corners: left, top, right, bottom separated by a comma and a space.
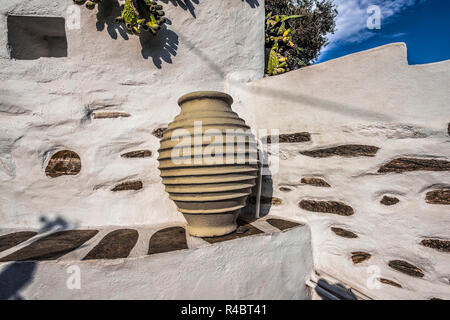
158, 91, 259, 237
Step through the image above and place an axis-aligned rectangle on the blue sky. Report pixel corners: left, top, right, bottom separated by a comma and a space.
316, 0, 450, 65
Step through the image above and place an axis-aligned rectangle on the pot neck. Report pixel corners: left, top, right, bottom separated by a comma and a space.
177, 91, 233, 107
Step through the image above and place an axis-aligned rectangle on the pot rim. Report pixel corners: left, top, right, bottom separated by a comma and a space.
177, 91, 233, 106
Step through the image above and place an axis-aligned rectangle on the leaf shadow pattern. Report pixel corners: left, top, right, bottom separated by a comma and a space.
139, 24, 179, 68
159, 0, 199, 18
243, 0, 260, 8
95, 0, 129, 40
94, 1, 179, 68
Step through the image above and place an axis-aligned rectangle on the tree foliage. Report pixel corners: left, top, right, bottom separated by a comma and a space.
265, 0, 338, 75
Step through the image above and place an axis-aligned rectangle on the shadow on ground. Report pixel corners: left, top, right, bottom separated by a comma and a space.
0, 216, 70, 300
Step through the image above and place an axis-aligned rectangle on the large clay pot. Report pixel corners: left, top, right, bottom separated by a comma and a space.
158, 91, 259, 237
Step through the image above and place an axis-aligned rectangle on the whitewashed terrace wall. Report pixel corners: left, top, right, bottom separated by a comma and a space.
242, 43, 450, 300
0, 225, 313, 300
0, 0, 265, 228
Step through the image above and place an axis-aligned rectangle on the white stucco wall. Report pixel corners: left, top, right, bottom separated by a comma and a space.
1, 1, 449, 300
0, 223, 313, 300
243, 43, 450, 300
0, 0, 265, 228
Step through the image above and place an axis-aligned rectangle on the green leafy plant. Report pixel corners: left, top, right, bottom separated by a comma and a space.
73, 0, 167, 35
265, 13, 303, 76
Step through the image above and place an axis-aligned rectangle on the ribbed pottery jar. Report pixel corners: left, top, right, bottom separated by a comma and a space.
158, 91, 259, 237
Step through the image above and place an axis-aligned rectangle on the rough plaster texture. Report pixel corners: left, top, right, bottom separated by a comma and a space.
243, 43, 450, 300
0, 0, 265, 228
1, 1, 449, 300
0, 223, 313, 300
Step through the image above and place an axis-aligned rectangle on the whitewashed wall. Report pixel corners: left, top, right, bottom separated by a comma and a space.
244, 43, 450, 300
1, 1, 449, 300
0, 0, 265, 228
0, 224, 313, 300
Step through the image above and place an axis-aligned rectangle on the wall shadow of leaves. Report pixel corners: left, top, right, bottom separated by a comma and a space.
243, 0, 260, 9
95, 0, 129, 40
140, 22, 179, 68
159, 0, 200, 18
95, 0, 179, 68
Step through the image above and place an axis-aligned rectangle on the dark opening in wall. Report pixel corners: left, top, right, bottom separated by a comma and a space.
7, 15, 68, 60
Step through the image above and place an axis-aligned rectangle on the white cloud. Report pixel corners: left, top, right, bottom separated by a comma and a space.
319, 0, 425, 56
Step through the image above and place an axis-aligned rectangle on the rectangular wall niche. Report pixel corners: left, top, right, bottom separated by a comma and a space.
7, 16, 68, 60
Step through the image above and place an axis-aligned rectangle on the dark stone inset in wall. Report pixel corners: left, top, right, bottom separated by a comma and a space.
152, 127, 167, 139
379, 278, 402, 288
83, 229, 139, 260
121, 150, 152, 158
331, 227, 358, 238
264, 132, 311, 143
0, 231, 38, 253
203, 220, 264, 244
249, 196, 282, 205
378, 158, 450, 173
148, 227, 188, 255
45, 150, 81, 178
388, 260, 424, 278
299, 200, 354, 216
421, 239, 450, 253
425, 189, 450, 205
300, 145, 379, 158
266, 218, 303, 231
7, 15, 68, 60
92, 112, 131, 119
301, 177, 331, 187
0, 230, 98, 262
279, 186, 293, 192
448, 123, 450, 136
351, 251, 371, 264
111, 180, 143, 192
380, 196, 400, 206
